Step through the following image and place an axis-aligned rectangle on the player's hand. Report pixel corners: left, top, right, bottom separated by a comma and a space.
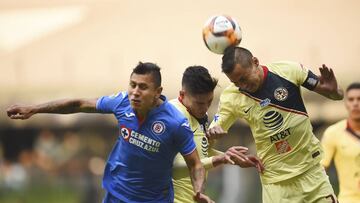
193, 192, 215, 203
318, 64, 337, 91
246, 155, 265, 173
222, 146, 248, 165
6, 105, 35, 120
317, 64, 343, 100
206, 125, 227, 140
226, 147, 265, 173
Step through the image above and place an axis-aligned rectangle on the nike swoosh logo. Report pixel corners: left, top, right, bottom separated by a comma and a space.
244, 106, 252, 113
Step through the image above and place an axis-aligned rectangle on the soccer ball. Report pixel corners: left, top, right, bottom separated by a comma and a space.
202, 15, 242, 54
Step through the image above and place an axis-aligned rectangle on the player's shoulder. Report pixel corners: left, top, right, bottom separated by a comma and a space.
96, 91, 128, 110
222, 83, 242, 96
163, 100, 188, 124
169, 98, 192, 119
169, 99, 184, 111
105, 91, 128, 101
266, 61, 309, 85
325, 119, 347, 134
220, 84, 248, 108
266, 61, 303, 75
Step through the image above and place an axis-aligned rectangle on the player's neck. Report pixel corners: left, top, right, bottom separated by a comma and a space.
136, 98, 163, 119
348, 118, 360, 133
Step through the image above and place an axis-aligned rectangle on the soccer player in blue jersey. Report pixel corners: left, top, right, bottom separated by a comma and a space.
6, 62, 214, 203
208, 46, 344, 203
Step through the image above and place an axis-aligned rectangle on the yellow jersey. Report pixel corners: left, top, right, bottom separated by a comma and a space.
211, 61, 322, 184
170, 98, 222, 203
321, 119, 360, 203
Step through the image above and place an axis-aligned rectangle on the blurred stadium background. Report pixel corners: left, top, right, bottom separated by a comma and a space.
1, 0, 359, 202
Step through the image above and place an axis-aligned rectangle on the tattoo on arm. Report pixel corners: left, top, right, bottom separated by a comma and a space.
35, 99, 98, 114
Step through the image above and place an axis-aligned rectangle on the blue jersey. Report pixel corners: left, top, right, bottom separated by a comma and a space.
96, 92, 196, 203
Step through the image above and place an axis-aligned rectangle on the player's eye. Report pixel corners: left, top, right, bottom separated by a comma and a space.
129, 82, 136, 88
138, 84, 148, 90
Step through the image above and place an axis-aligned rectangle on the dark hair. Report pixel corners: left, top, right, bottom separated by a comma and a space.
182, 66, 218, 95
221, 46, 253, 74
132, 62, 161, 87
346, 82, 360, 92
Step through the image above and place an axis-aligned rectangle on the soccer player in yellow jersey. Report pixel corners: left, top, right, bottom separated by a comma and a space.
171, 66, 264, 203
208, 46, 344, 203
321, 82, 360, 203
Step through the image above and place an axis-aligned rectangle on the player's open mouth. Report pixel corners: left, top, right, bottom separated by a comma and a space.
131, 99, 141, 105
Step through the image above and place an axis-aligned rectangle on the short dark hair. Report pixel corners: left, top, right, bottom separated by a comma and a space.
346, 82, 360, 92
221, 46, 253, 74
132, 62, 161, 87
182, 66, 218, 95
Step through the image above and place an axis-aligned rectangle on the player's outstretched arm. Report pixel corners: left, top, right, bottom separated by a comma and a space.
6, 98, 99, 120
183, 149, 214, 203
313, 64, 344, 100
172, 146, 246, 175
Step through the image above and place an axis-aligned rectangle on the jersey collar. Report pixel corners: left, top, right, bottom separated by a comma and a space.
346, 120, 360, 140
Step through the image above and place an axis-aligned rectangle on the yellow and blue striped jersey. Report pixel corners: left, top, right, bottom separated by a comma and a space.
211, 61, 321, 184
321, 119, 360, 203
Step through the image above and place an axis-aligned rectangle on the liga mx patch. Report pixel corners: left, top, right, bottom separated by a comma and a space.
151, 121, 166, 135
275, 140, 291, 154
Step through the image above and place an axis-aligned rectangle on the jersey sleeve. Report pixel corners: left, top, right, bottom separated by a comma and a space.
277, 61, 319, 90
174, 119, 196, 156
320, 127, 337, 168
209, 92, 237, 131
96, 91, 126, 113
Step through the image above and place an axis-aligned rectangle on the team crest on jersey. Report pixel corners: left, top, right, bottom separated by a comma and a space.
274, 87, 288, 101
151, 121, 166, 135
120, 126, 131, 140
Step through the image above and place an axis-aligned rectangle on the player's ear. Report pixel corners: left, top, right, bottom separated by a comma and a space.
179, 90, 185, 99
253, 57, 259, 66
156, 86, 163, 97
